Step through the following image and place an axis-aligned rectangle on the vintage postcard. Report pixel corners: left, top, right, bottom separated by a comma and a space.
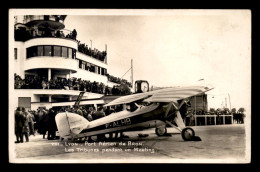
9, 9, 251, 163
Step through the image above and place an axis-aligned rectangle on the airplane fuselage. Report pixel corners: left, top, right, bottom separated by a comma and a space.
75, 103, 170, 138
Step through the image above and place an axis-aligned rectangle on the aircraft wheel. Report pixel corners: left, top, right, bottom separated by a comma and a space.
155, 127, 167, 136
181, 127, 195, 141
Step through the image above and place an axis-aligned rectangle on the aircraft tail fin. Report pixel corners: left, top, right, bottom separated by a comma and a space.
55, 112, 89, 139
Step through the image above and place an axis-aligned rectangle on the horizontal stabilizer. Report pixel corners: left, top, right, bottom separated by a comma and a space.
55, 112, 89, 138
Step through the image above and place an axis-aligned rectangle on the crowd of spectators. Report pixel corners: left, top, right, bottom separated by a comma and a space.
107, 74, 132, 88
15, 27, 78, 42
77, 41, 107, 62
15, 106, 62, 143
184, 107, 246, 126
15, 102, 245, 143
55, 29, 77, 40
15, 106, 60, 143
15, 104, 129, 142
15, 26, 106, 62
14, 74, 132, 95
15, 107, 34, 143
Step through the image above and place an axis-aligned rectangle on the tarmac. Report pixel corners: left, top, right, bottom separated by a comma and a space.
11, 124, 249, 163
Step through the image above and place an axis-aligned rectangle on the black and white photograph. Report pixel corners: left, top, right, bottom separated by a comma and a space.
8, 9, 251, 163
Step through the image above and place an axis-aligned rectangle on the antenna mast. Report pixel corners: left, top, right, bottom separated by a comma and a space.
131, 59, 133, 88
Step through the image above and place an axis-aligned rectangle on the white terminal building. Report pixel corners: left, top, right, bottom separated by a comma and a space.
13, 15, 124, 110
12, 15, 229, 126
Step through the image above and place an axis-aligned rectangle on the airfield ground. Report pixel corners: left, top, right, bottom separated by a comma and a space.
12, 124, 249, 163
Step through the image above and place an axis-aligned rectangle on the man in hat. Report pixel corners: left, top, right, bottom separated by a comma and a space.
21, 107, 29, 142
15, 107, 24, 143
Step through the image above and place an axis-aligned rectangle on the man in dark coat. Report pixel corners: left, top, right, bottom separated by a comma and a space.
92, 106, 106, 120
22, 107, 29, 142
47, 108, 57, 140
15, 107, 24, 143
38, 109, 49, 139
92, 107, 106, 141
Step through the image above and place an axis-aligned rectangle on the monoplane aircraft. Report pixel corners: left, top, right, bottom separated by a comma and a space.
55, 85, 213, 141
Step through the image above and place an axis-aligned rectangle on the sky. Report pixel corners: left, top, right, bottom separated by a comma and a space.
63, 10, 251, 112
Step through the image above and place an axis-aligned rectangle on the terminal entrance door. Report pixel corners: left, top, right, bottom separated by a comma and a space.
18, 97, 31, 110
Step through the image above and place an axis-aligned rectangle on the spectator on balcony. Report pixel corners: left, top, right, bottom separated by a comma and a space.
60, 31, 65, 38
105, 85, 110, 95
68, 78, 73, 90
79, 80, 85, 91
14, 75, 22, 89
14, 74, 131, 95
72, 29, 77, 40
111, 86, 116, 95
55, 30, 61, 38
92, 81, 97, 93
42, 80, 47, 89
43, 28, 52, 37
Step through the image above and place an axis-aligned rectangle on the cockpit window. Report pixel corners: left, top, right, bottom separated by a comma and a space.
126, 102, 139, 112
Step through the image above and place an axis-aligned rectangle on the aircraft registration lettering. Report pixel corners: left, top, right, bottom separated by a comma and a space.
105, 118, 131, 128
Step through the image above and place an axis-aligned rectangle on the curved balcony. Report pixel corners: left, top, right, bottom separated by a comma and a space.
24, 57, 78, 73
24, 15, 65, 30
25, 37, 78, 50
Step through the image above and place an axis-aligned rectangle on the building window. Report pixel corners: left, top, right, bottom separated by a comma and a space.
85, 63, 90, 71
68, 48, 72, 58
101, 68, 105, 75
82, 62, 85, 70
37, 46, 44, 56
62, 47, 68, 57
27, 46, 37, 58
72, 49, 76, 59
44, 46, 52, 56
27, 45, 76, 59
79, 60, 82, 69
18, 97, 31, 109
40, 96, 49, 102
90, 65, 95, 72
53, 46, 61, 57
95, 66, 98, 74
44, 15, 49, 21
14, 48, 17, 60
98, 67, 101, 74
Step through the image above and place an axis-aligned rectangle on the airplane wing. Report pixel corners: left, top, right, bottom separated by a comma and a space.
104, 92, 151, 107
144, 85, 214, 103
104, 85, 214, 106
